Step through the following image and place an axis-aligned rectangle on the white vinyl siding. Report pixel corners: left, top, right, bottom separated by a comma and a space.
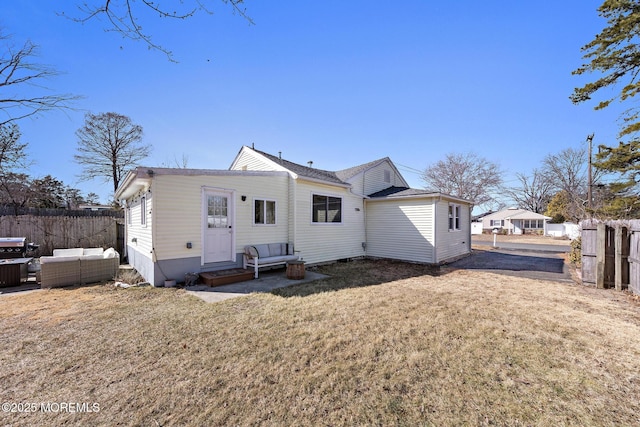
362, 161, 406, 196
230, 147, 289, 172
435, 199, 471, 262
152, 172, 290, 262
292, 180, 365, 264
365, 199, 435, 263
127, 190, 153, 260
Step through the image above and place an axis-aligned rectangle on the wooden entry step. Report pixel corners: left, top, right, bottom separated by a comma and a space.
199, 269, 254, 287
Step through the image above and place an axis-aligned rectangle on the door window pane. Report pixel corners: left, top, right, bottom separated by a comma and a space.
208, 195, 228, 228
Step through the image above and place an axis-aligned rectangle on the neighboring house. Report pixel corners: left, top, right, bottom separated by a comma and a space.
114, 146, 472, 286
481, 207, 551, 235
471, 211, 494, 235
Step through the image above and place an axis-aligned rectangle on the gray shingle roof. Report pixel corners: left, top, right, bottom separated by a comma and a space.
368, 186, 437, 198
254, 149, 347, 185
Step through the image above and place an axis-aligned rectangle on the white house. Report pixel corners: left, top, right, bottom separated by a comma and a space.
480, 207, 551, 235
115, 146, 473, 286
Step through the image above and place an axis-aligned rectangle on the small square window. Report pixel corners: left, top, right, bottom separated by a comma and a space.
254, 199, 276, 225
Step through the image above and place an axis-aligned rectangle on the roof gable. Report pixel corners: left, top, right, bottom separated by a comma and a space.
335, 158, 389, 181
335, 157, 409, 188
231, 146, 348, 186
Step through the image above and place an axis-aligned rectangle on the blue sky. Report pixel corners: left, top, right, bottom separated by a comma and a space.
0, 1, 622, 206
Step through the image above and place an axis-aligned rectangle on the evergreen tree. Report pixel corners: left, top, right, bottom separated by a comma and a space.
572, 1, 640, 215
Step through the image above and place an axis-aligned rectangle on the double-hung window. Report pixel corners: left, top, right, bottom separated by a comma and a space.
448, 203, 461, 231
140, 196, 147, 227
312, 194, 342, 223
254, 199, 276, 225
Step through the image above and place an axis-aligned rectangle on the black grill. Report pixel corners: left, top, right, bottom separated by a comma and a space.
0, 238, 38, 259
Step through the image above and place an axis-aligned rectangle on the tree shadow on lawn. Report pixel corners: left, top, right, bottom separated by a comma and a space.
271, 258, 440, 298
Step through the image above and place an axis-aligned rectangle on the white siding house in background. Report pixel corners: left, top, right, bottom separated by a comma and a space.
115, 146, 473, 286
481, 208, 551, 235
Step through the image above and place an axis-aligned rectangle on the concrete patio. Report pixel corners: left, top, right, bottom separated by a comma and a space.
185, 268, 329, 303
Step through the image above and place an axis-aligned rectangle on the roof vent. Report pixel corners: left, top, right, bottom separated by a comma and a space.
307, 161, 313, 168
278, 151, 282, 160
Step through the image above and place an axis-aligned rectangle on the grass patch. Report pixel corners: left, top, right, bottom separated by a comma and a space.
1, 260, 640, 425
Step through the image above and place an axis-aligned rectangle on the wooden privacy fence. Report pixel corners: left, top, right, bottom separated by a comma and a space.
0, 213, 123, 257
580, 219, 638, 293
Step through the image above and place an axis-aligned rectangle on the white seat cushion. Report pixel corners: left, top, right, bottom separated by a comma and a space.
52, 248, 84, 257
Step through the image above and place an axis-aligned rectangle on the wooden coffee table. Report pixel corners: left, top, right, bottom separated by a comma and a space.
0, 257, 32, 287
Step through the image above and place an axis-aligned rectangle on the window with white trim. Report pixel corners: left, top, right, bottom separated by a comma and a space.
140, 196, 147, 226
448, 203, 461, 231
312, 194, 342, 223
490, 219, 503, 227
254, 199, 276, 225
523, 219, 544, 229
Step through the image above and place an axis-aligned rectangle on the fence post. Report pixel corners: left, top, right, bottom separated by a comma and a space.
596, 222, 606, 289
615, 225, 623, 291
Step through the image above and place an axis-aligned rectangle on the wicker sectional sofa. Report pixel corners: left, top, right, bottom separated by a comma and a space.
40, 247, 120, 288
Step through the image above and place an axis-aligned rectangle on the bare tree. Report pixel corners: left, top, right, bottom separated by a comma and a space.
504, 169, 555, 214
161, 153, 189, 168
0, 123, 31, 210
0, 31, 77, 126
421, 152, 503, 209
65, 0, 254, 62
74, 112, 151, 193
0, 172, 32, 210
541, 146, 606, 222
0, 123, 28, 173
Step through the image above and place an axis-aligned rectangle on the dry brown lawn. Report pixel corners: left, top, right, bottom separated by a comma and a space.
1, 259, 640, 426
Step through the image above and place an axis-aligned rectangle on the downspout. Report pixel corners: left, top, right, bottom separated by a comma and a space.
123, 201, 129, 260
466, 204, 472, 255
360, 171, 367, 257
291, 174, 297, 257
149, 180, 157, 264
433, 195, 440, 263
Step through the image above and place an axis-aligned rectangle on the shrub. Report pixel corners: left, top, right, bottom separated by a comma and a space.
569, 236, 581, 266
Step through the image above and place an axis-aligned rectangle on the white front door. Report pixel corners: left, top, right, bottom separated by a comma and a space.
203, 190, 234, 263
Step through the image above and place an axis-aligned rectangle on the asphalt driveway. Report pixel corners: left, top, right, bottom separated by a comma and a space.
449, 247, 573, 282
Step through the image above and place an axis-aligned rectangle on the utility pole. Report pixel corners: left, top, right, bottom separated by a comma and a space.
587, 133, 595, 216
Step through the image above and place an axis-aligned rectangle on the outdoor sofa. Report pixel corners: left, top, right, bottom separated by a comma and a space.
243, 243, 299, 278
40, 247, 120, 288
